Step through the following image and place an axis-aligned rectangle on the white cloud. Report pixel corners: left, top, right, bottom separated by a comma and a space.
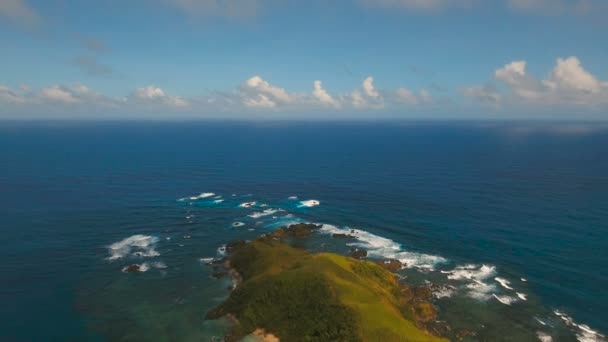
0, 85, 27, 104
352, 76, 384, 109
468, 56, 608, 108
240, 76, 294, 108
133, 85, 189, 107
395, 87, 433, 105
0, 0, 39, 25
41, 86, 81, 104
312, 80, 341, 108
462, 84, 501, 104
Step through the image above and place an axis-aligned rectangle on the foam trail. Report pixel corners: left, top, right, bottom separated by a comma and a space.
179, 192, 215, 201
493, 294, 518, 305
107, 235, 159, 260
239, 201, 257, 208
318, 224, 446, 270
298, 200, 320, 208
554, 311, 606, 342
495, 277, 514, 290
248, 208, 281, 219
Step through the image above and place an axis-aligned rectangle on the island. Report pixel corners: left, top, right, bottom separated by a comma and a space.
206, 224, 447, 341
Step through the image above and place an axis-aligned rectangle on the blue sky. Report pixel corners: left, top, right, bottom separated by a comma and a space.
1, 0, 607, 119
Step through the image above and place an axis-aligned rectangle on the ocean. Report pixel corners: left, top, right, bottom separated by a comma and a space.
1, 121, 606, 341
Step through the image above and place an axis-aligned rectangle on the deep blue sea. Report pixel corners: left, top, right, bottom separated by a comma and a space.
1, 121, 607, 341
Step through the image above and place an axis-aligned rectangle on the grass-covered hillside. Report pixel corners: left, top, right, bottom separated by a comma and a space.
207, 226, 446, 342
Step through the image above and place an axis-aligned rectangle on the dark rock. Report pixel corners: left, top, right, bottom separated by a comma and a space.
376, 259, 404, 272
211, 271, 228, 279
123, 264, 142, 273
349, 248, 367, 259
225, 240, 246, 253
267, 223, 321, 239
332, 233, 356, 239
413, 286, 433, 301
456, 329, 476, 340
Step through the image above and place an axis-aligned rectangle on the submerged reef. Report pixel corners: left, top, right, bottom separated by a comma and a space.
206, 224, 446, 341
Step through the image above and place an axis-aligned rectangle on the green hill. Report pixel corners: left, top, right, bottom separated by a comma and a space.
207, 227, 446, 342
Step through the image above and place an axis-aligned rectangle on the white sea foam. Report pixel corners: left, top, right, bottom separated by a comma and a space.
493, 294, 519, 305
298, 200, 320, 207
232, 222, 245, 227
214, 199, 224, 203
122, 263, 150, 273
446, 264, 496, 281
199, 257, 214, 263
248, 208, 280, 219
151, 261, 167, 269
444, 264, 498, 300
433, 285, 457, 299
239, 201, 257, 208
318, 224, 446, 270
179, 192, 216, 201
522, 278, 528, 282
554, 311, 606, 342
213, 195, 222, 199
288, 196, 298, 200
537, 331, 553, 342
107, 235, 160, 260
517, 292, 528, 301
217, 245, 227, 256
495, 277, 514, 290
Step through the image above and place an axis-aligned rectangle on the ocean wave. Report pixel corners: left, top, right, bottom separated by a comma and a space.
554, 311, 606, 342
318, 224, 446, 270
517, 292, 528, 301
493, 294, 519, 305
495, 277, 514, 290
298, 200, 320, 208
178, 192, 216, 201
232, 222, 245, 227
107, 235, 160, 261
213, 199, 224, 203
288, 196, 298, 200
239, 201, 257, 208
248, 208, 281, 219
443, 264, 499, 300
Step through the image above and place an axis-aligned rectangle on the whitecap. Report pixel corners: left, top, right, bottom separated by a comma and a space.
554, 311, 606, 342
151, 261, 167, 269
248, 208, 280, 219
318, 224, 446, 270
517, 292, 528, 301
217, 245, 227, 256
522, 278, 528, 282
493, 294, 519, 305
298, 200, 320, 208
122, 263, 150, 273
199, 257, 214, 264
107, 235, 160, 261
495, 277, 514, 290
288, 196, 298, 200
465, 280, 497, 300
239, 201, 257, 208
214, 199, 224, 203
179, 192, 215, 201
433, 286, 457, 299
232, 222, 245, 227
446, 264, 496, 281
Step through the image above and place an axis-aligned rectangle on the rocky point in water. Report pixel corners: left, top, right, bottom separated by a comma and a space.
205, 224, 446, 341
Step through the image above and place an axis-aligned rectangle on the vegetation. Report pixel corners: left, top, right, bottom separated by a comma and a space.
207, 235, 446, 341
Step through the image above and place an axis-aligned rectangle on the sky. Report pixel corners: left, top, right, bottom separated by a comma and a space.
0, 0, 607, 119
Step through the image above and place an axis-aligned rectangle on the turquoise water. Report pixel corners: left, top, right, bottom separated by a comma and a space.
1, 121, 606, 341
